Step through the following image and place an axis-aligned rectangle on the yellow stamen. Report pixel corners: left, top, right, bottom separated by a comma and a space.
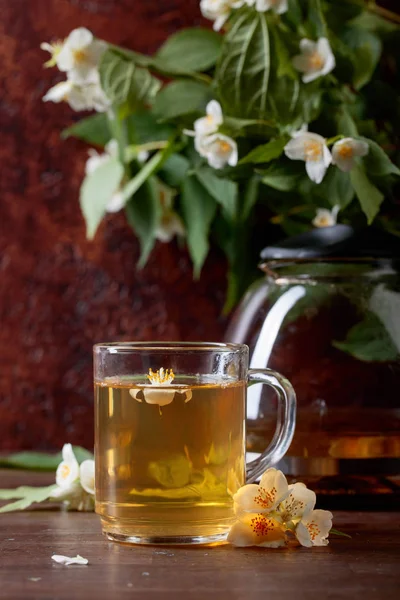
219, 141, 231, 153
337, 144, 353, 159
316, 217, 331, 227
72, 49, 88, 64
60, 464, 70, 479
43, 41, 63, 68
147, 368, 175, 385
309, 51, 324, 70
304, 140, 322, 161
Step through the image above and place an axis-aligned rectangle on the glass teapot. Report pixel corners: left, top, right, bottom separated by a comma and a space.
226, 226, 400, 501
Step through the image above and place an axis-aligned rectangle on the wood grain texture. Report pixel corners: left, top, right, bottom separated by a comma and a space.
0, 0, 227, 452
0, 471, 399, 600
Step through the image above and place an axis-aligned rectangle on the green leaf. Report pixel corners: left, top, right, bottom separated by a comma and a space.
330, 528, 352, 539
241, 176, 260, 220
333, 313, 398, 362
156, 28, 223, 72
195, 167, 238, 221
0, 447, 94, 471
222, 116, 278, 138
126, 112, 175, 145
0, 485, 57, 513
308, 0, 327, 37
341, 27, 382, 90
270, 25, 297, 80
240, 136, 289, 165
350, 11, 399, 34
216, 8, 271, 120
80, 157, 124, 239
350, 164, 384, 224
260, 164, 303, 192
153, 80, 212, 121
360, 138, 400, 178
99, 49, 161, 109
125, 176, 161, 267
336, 107, 358, 137
121, 142, 175, 203
148, 454, 191, 488
61, 114, 111, 146
181, 176, 217, 277
159, 154, 190, 187
320, 167, 354, 209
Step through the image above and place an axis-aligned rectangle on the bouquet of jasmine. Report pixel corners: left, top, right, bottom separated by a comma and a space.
41, 0, 400, 308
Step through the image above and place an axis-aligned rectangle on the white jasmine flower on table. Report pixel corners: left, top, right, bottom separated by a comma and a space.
295, 509, 333, 547
55, 443, 80, 490
228, 467, 334, 548
284, 130, 332, 184
129, 368, 192, 407
46, 27, 106, 84
313, 206, 340, 228
246, 0, 288, 15
194, 101, 223, 138
292, 38, 335, 83
51, 554, 89, 566
332, 137, 369, 172
51, 444, 95, 512
228, 513, 287, 547
196, 133, 238, 169
232, 468, 289, 516
85, 140, 125, 213
80, 460, 95, 495
200, 1, 245, 32
43, 79, 110, 113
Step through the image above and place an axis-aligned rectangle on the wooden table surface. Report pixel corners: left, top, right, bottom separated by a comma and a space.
0, 471, 399, 600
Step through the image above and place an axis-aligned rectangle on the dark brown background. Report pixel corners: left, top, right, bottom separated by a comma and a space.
0, 0, 228, 451
0, 1, 398, 451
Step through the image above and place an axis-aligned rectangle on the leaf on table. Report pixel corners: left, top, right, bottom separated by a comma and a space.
330, 528, 352, 539
0, 447, 94, 471
0, 485, 57, 513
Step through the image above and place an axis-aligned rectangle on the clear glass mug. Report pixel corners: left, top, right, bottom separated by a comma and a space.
94, 342, 296, 545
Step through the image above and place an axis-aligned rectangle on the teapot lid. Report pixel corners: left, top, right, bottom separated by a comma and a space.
260, 225, 400, 260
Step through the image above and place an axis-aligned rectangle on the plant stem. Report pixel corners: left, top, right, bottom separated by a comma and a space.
366, 1, 400, 25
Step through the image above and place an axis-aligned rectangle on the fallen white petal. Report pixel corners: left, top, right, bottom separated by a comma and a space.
51, 554, 89, 566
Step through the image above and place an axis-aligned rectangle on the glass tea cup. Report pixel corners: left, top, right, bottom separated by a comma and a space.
94, 342, 296, 545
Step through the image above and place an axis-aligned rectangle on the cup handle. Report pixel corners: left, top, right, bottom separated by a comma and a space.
246, 368, 296, 483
